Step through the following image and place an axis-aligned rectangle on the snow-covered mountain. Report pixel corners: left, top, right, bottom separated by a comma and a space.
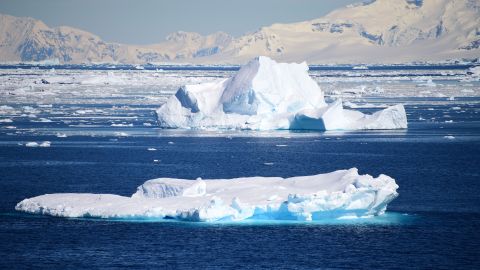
1, 0, 479, 64
0, 14, 233, 63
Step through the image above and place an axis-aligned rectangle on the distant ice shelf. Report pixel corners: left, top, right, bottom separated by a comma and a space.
15, 168, 399, 222
156, 56, 408, 131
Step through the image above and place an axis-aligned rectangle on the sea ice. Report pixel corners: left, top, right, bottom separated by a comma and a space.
25, 142, 39, 147
15, 168, 399, 222
156, 56, 407, 131
25, 141, 50, 147
467, 66, 480, 79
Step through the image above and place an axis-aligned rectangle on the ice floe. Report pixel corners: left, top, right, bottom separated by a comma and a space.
25, 141, 51, 147
15, 168, 398, 222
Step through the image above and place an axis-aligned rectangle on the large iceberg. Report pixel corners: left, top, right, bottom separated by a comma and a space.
156, 56, 407, 130
16, 168, 399, 222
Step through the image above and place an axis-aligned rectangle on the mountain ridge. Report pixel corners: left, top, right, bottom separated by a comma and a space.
0, 0, 479, 64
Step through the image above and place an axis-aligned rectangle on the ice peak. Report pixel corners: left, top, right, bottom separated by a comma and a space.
156, 57, 407, 131
220, 56, 323, 115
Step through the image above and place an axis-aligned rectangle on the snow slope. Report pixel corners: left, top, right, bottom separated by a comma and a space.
214, 0, 480, 64
156, 56, 408, 130
1, 0, 479, 64
15, 168, 399, 222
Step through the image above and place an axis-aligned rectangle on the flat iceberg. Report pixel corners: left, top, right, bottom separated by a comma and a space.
15, 168, 399, 222
156, 56, 407, 130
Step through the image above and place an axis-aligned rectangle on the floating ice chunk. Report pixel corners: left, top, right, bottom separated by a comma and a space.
0, 105, 16, 115
39, 141, 51, 147
36, 118, 52, 123
156, 56, 407, 131
417, 79, 436, 87
467, 66, 480, 79
147, 148, 157, 151
291, 100, 407, 130
25, 141, 50, 147
15, 168, 399, 222
111, 123, 133, 127
114, 132, 129, 137
444, 135, 455, 140
0, 118, 13, 123
25, 142, 39, 147
343, 101, 388, 109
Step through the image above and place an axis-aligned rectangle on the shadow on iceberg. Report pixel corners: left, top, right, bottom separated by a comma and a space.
16, 168, 399, 222
156, 56, 407, 131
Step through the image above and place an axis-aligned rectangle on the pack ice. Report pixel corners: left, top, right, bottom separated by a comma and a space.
156, 56, 407, 130
15, 168, 398, 222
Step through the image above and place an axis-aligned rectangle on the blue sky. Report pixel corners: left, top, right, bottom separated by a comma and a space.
0, 0, 360, 44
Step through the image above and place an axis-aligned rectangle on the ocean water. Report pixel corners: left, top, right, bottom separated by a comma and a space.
0, 66, 479, 269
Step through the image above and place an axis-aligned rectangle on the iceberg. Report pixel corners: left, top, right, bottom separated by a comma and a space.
156, 56, 407, 130
15, 168, 399, 222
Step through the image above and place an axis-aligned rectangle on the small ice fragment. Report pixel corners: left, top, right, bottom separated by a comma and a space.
39, 141, 51, 147
168, 141, 174, 145
263, 162, 274, 166
114, 132, 128, 137
147, 148, 157, 151
25, 142, 39, 147
444, 136, 455, 140
276, 144, 288, 147
111, 123, 133, 127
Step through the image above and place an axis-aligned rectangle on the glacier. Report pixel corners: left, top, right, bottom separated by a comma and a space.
15, 168, 399, 222
156, 56, 408, 130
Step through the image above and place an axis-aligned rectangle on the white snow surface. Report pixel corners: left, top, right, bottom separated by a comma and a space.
1, 0, 479, 65
15, 168, 398, 222
156, 56, 408, 130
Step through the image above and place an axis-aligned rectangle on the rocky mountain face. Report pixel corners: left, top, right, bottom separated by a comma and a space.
0, 0, 478, 64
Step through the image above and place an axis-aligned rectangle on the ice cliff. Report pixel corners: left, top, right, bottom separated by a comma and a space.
156, 56, 407, 130
16, 168, 399, 222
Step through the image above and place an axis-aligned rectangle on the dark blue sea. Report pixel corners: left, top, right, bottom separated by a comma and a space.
1, 72, 480, 269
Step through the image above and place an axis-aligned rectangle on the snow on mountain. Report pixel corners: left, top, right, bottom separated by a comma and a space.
0, 0, 478, 64
215, 0, 480, 63
156, 56, 408, 130
152, 31, 233, 59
